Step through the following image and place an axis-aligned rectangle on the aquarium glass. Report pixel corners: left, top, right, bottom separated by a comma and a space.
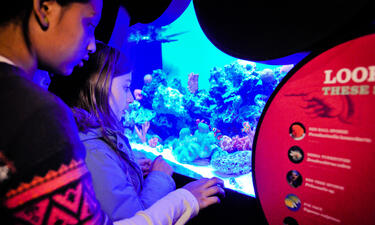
124, 2, 295, 197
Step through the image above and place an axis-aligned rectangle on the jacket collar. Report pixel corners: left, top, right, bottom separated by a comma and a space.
79, 127, 133, 159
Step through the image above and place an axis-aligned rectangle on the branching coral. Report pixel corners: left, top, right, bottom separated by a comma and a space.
134, 121, 150, 143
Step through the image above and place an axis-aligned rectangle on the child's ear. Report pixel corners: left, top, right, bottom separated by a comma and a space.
32, 0, 56, 30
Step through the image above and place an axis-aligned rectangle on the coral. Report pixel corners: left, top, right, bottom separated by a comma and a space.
168, 78, 186, 95
121, 57, 296, 188
219, 133, 252, 152
195, 119, 209, 127
242, 122, 256, 149
259, 68, 275, 85
172, 128, 198, 163
211, 149, 229, 161
193, 123, 220, 158
224, 95, 242, 109
232, 135, 252, 151
156, 145, 164, 153
148, 137, 159, 148
196, 121, 210, 133
238, 105, 262, 128
237, 74, 262, 105
127, 101, 156, 125
136, 60, 288, 152
152, 115, 173, 128
237, 60, 256, 75
172, 124, 220, 163
194, 119, 224, 140
211, 151, 252, 176
142, 69, 168, 109
133, 89, 143, 100
184, 90, 214, 119
257, 68, 280, 97
280, 64, 294, 75
219, 135, 234, 152
208, 67, 226, 85
144, 74, 153, 84
135, 121, 150, 143
241, 121, 251, 133
224, 61, 248, 87
187, 72, 199, 94
254, 94, 268, 108
205, 60, 271, 136
152, 86, 187, 116
208, 67, 234, 104
179, 127, 191, 138
211, 128, 222, 139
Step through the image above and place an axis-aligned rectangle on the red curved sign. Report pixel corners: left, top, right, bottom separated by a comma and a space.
254, 34, 375, 225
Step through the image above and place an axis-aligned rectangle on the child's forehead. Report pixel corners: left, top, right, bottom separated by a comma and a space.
114, 72, 132, 83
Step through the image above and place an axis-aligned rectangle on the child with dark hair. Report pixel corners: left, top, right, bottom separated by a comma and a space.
50, 41, 225, 222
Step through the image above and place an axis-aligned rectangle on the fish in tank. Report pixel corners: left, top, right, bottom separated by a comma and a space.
121, 2, 295, 197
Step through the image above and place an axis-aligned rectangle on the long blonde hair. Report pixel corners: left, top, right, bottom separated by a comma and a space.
50, 42, 132, 147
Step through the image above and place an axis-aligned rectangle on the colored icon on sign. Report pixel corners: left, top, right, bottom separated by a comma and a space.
285, 194, 301, 211
289, 122, 306, 140
288, 146, 304, 163
287, 170, 303, 188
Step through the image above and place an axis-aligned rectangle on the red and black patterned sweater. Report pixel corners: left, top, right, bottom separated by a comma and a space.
0, 63, 110, 224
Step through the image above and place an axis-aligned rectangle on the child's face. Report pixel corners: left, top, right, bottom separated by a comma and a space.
109, 72, 134, 121
30, 0, 103, 75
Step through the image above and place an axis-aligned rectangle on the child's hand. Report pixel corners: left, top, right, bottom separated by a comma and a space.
138, 158, 152, 176
183, 177, 225, 209
150, 155, 173, 176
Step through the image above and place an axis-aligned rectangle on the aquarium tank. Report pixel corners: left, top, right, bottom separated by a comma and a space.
122, 2, 295, 197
